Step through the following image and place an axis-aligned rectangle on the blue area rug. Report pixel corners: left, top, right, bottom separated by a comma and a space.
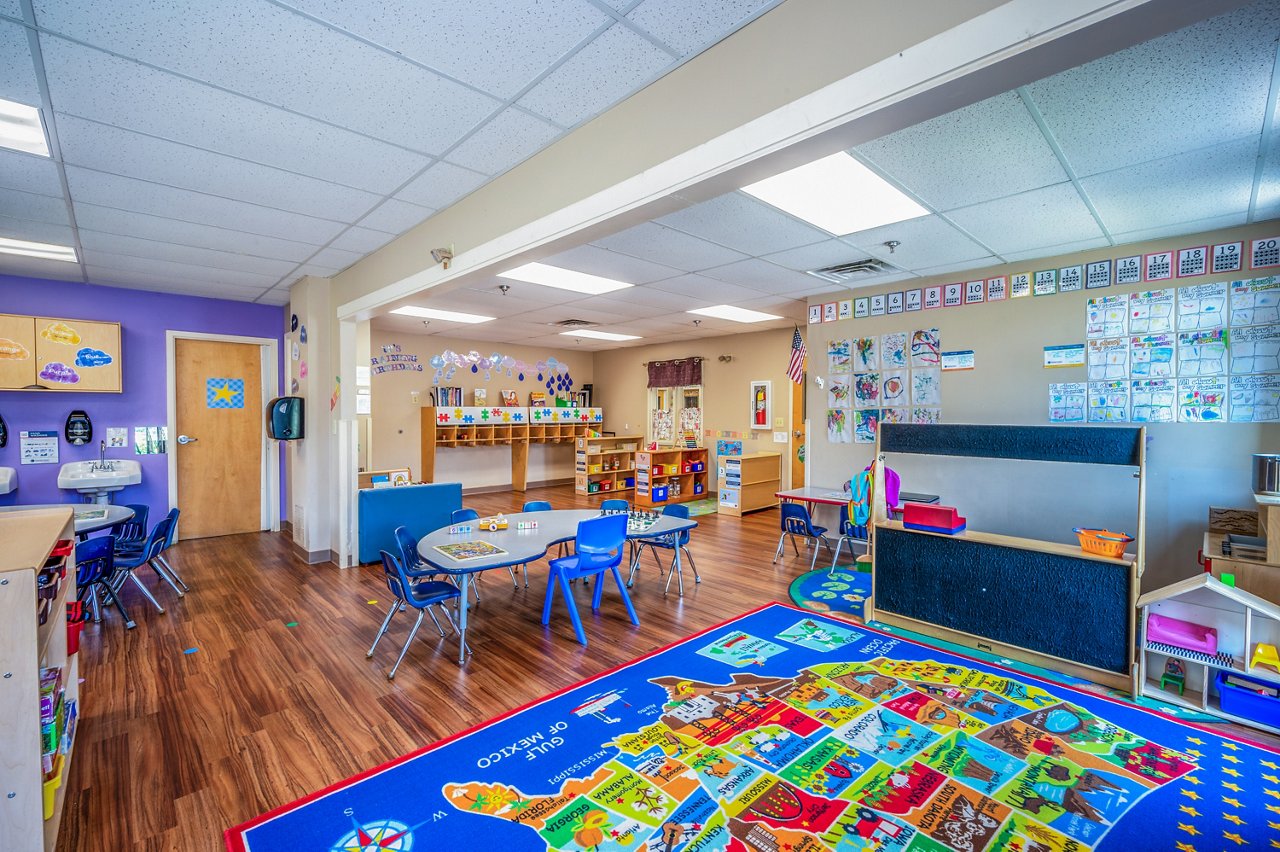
227, 604, 1278, 851
789, 566, 872, 620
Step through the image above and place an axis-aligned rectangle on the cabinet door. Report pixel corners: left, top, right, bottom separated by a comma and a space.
34, 317, 122, 392
0, 313, 36, 389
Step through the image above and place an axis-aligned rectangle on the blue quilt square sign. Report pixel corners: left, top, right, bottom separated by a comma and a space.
206, 377, 245, 409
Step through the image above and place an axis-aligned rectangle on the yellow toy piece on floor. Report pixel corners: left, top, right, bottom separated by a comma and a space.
1251, 642, 1280, 673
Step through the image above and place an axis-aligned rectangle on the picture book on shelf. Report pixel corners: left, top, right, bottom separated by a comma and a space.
530, 392, 548, 407
500, 390, 519, 406
473, 388, 487, 405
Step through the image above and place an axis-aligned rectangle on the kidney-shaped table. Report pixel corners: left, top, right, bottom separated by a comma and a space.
417, 509, 698, 664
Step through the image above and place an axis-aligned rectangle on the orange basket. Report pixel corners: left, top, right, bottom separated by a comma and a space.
1073, 527, 1133, 559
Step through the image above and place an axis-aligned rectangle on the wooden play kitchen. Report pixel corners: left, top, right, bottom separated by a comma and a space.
1202, 498, 1280, 602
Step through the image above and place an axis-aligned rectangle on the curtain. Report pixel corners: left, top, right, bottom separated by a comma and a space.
646, 357, 702, 388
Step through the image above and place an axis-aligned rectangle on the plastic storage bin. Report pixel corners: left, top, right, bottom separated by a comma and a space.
1216, 669, 1280, 728
651, 485, 669, 502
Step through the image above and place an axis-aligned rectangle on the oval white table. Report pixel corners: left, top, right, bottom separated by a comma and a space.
417, 509, 698, 664
0, 503, 133, 536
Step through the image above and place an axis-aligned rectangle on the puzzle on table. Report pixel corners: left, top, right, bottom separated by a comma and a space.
227, 604, 1277, 852
431, 540, 509, 561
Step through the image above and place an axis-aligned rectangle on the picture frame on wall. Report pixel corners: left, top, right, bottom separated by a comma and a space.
750, 380, 771, 431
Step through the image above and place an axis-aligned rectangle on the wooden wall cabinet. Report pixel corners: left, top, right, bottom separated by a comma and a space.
0, 314, 122, 392
716, 452, 781, 516
0, 507, 79, 851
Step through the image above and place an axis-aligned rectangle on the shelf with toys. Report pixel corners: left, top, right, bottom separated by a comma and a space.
575, 434, 641, 497
635, 446, 709, 507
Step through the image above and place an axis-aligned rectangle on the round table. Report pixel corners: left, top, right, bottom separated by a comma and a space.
0, 503, 133, 535
417, 509, 698, 664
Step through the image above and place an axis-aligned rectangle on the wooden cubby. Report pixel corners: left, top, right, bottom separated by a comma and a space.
0, 507, 79, 851
635, 447, 710, 508
575, 435, 641, 498
716, 451, 781, 516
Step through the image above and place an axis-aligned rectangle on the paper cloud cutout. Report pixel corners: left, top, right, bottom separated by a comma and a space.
0, 337, 29, 360
75, 347, 113, 368
40, 362, 80, 383
40, 322, 82, 345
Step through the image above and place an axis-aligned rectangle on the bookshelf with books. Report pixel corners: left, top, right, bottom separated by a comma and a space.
635, 447, 709, 507
575, 435, 641, 497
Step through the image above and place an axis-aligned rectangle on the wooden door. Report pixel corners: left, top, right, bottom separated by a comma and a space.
34, 317, 121, 392
0, 314, 36, 389
790, 381, 805, 488
175, 338, 264, 539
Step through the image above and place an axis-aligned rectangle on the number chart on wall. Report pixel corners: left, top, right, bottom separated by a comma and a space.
825, 329, 941, 444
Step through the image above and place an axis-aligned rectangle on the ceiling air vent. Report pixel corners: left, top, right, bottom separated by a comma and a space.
806, 257, 896, 284
550, 319, 597, 328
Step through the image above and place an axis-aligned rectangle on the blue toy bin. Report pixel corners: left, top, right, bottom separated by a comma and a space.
1216, 669, 1280, 727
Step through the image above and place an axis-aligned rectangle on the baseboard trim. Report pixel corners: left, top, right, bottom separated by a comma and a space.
281, 520, 293, 534
291, 540, 332, 565
461, 477, 573, 495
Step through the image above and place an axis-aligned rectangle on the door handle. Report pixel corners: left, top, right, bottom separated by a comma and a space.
793, 431, 803, 438
177, 434, 198, 445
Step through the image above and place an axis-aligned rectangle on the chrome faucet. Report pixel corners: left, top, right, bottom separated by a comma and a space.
92, 440, 114, 472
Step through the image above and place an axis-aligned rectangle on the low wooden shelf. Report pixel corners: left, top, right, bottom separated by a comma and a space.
635, 447, 709, 507
717, 451, 781, 517
575, 435, 641, 498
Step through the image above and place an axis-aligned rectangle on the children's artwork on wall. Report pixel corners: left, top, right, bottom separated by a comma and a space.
750, 380, 770, 430
880, 332, 907, 368
1229, 374, 1280, 422
853, 372, 880, 409
1131, 379, 1176, 423
0, 337, 30, 359
826, 408, 850, 443
1176, 329, 1228, 376
853, 409, 878, 443
910, 368, 941, 406
909, 328, 940, 367
1128, 288, 1175, 334
1230, 277, 1280, 326
290, 378, 299, 394
911, 407, 941, 424
1176, 282, 1227, 331
827, 338, 851, 374
1129, 334, 1176, 378
133, 426, 168, 454
1086, 337, 1127, 380
853, 336, 877, 371
826, 378, 851, 409
1087, 380, 1129, 422
1048, 382, 1086, 422
1178, 377, 1226, 422
1230, 323, 1280, 374
299, 325, 308, 344
299, 360, 309, 379
880, 371, 907, 407
652, 407, 673, 442
880, 407, 906, 424
105, 427, 128, 448
291, 341, 300, 361
1086, 293, 1129, 339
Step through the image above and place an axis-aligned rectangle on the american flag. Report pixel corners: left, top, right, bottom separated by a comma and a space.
787, 327, 806, 383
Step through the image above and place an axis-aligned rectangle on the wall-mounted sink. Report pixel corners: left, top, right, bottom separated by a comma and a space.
0, 466, 14, 495
58, 460, 141, 504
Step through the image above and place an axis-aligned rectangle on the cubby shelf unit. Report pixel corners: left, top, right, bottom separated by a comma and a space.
575, 435, 641, 497
635, 447, 709, 507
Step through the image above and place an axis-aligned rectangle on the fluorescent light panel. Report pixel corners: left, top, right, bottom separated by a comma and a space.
390, 305, 493, 323
499, 262, 632, 295
0, 98, 50, 157
558, 329, 641, 341
687, 305, 781, 323
741, 152, 927, 236
0, 236, 77, 262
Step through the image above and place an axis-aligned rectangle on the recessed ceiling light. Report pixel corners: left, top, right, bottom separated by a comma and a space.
558, 329, 641, 341
687, 305, 781, 323
499, 262, 632, 295
390, 305, 493, 323
0, 236, 76, 262
0, 98, 50, 157
741, 152, 927, 236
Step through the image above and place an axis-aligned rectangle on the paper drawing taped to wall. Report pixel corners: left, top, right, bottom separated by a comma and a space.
827, 378, 851, 409
853, 336, 878, 371
854, 409, 878, 443
1231, 277, 1280, 326
828, 338, 851, 374
880, 371, 907, 407
912, 407, 941, 424
910, 328, 941, 367
1128, 334, 1175, 379
853, 372, 880, 409
880, 407, 906, 424
1230, 323, 1280, 374
1131, 379, 1175, 423
1048, 382, 1086, 423
1176, 329, 1228, 377
911, 368, 941, 406
880, 332, 907, 368
1230, 374, 1280, 422
826, 408, 850, 443
1087, 380, 1128, 422
1178, 377, 1226, 422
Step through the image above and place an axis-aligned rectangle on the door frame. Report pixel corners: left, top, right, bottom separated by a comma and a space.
166, 330, 281, 537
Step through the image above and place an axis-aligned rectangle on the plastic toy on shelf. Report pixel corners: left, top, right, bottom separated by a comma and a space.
901, 502, 966, 535
478, 515, 509, 531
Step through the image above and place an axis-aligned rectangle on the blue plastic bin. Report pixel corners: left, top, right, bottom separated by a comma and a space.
1216, 669, 1280, 727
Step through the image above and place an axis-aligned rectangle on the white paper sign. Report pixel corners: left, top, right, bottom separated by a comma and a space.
823, 302, 838, 322
106, 427, 128, 448
941, 350, 974, 371
905, 289, 923, 312
854, 298, 869, 318
1009, 273, 1032, 298
870, 294, 886, 316
943, 283, 963, 307
1116, 255, 1142, 285
964, 280, 985, 304
19, 431, 58, 465
808, 304, 822, 324
1212, 241, 1243, 274
886, 292, 904, 314
1033, 269, 1057, 296
838, 299, 853, 320
924, 286, 942, 309
1144, 251, 1173, 281
1058, 265, 1083, 292
1085, 260, 1112, 289
1252, 236, 1280, 269
986, 277, 1007, 301
1176, 245, 1208, 278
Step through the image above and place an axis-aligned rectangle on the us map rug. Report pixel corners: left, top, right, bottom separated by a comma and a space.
226, 604, 1279, 851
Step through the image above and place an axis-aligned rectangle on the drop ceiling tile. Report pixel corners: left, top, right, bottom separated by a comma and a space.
291, 263, 341, 279
276, 0, 609, 100
0, 1, 23, 18
843, 214, 991, 269
83, 248, 278, 287
1111, 212, 1248, 246
65, 166, 346, 245
762, 238, 871, 272
649, 272, 768, 304
40, 37, 430, 194
515, 303, 634, 325
357, 199, 434, 235
396, 161, 489, 210
824, 270, 917, 293
72, 202, 320, 262
591, 222, 748, 271
944, 184, 1103, 256
584, 285, 708, 313
55, 115, 382, 220
857, 91, 1068, 211
626, 0, 778, 55
256, 289, 293, 306
542, 243, 682, 283
328, 227, 394, 255
86, 270, 269, 301
517, 23, 672, 128
0, 187, 70, 226
34, 0, 500, 155
656, 192, 829, 255
911, 257, 1000, 278
77, 230, 298, 277
445, 108, 563, 176
0, 149, 62, 197
0, 255, 83, 282
1024, 2, 1280, 176
463, 277, 584, 307
698, 257, 825, 294
422, 288, 547, 318
734, 294, 808, 318
1000, 237, 1110, 264
0, 20, 40, 106
1081, 137, 1256, 234
306, 246, 364, 272
0, 213, 73, 246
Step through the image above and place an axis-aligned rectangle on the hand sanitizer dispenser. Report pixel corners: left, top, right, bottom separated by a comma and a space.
65, 410, 92, 445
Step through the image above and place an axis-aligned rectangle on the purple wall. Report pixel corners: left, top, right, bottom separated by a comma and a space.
0, 275, 286, 526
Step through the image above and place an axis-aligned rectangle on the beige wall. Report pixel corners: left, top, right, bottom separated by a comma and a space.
806, 221, 1280, 590
593, 327, 799, 487
369, 329, 594, 489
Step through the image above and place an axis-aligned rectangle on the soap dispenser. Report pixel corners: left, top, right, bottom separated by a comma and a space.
0, 412, 6, 448
65, 410, 92, 445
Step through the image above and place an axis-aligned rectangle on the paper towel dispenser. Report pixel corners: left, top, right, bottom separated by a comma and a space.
267, 396, 304, 440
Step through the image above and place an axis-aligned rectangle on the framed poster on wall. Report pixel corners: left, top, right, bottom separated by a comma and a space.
750, 380, 771, 430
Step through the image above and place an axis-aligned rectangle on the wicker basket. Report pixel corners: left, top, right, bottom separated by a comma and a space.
1073, 527, 1133, 559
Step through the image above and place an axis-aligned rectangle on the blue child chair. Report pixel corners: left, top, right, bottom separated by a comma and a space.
111, 514, 178, 614
76, 534, 134, 629
830, 504, 868, 574
541, 513, 638, 646
628, 503, 700, 596
600, 498, 629, 513
772, 503, 831, 571
108, 504, 149, 553
368, 550, 467, 678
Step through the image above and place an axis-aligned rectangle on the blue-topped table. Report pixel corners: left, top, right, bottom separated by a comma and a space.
417, 509, 698, 664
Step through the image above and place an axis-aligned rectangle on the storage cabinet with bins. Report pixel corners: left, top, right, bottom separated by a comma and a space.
575, 435, 640, 496
0, 507, 80, 851
635, 447, 709, 507
717, 451, 781, 516
0, 313, 122, 392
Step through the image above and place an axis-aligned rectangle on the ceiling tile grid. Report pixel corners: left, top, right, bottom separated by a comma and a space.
624, 0, 780, 56
441, 108, 564, 176
0, 19, 40, 106
76, 230, 299, 278
542, 243, 684, 284
943, 183, 1105, 256
355, 199, 436, 236
1, 186, 70, 225
591, 221, 750, 271
72, 202, 322, 262
0, 148, 64, 197
842, 214, 991, 269
655, 191, 830, 255
0, 212, 72, 246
